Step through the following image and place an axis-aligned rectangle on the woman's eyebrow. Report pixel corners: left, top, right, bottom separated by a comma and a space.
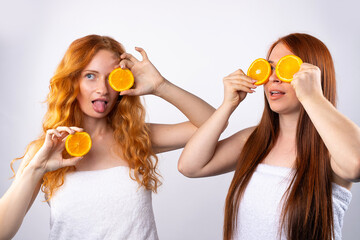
83, 69, 99, 74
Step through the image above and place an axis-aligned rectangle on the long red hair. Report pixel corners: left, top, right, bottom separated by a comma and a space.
224, 33, 336, 240
11, 35, 161, 200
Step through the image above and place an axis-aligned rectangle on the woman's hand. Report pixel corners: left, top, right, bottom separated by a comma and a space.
222, 69, 257, 111
292, 63, 324, 103
30, 126, 84, 174
118, 47, 166, 96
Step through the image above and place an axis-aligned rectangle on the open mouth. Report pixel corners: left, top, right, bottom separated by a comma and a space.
91, 100, 108, 104
270, 91, 285, 96
92, 100, 109, 113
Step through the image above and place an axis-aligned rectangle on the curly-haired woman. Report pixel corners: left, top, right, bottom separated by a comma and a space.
0, 35, 215, 240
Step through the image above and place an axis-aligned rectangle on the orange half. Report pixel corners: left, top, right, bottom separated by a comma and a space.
247, 58, 271, 85
109, 68, 134, 91
275, 55, 303, 82
65, 132, 92, 157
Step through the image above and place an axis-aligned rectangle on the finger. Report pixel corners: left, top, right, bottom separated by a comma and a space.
299, 63, 320, 73
290, 80, 296, 89
61, 157, 84, 167
135, 47, 148, 60
224, 75, 257, 85
224, 71, 253, 80
293, 71, 310, 81
299, 62, 312, 69
224, 76, 256, 86
46, 129, 62, 138
120, 52, 139, 63
114, 63, 121, 69
226, 78, 257, 90
299, 65, 310, 73
231, 83, 256, 93
69, 126, 83, 132
292, 71, 302, 80
56, 126, 76, 135
241, 81, 257, 89
119, 59, 134, 69
120, 89, 139, 96
227, 69, 245, 77
44, 130, 53, 143
61, 127, 84, 142
228, 80, 256, 91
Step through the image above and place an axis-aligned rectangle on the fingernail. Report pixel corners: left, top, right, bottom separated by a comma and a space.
121, 65, 125, 69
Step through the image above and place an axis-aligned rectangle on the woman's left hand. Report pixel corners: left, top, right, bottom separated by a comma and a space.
291, 63, 324, 103
118, 47, 166, 96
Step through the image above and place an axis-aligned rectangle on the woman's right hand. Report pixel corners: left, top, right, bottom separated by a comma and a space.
118, 47, 166, 97
30, 126, 84, 174
222, 69, 257, 111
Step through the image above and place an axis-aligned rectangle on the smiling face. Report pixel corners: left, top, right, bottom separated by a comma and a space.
264, 42, 301, 115
76, 49, 120, 119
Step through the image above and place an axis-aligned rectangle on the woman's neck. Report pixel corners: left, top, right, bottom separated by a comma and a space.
278, 111, 299, 140
262, 111, 300, 168
81, 115, 112, 138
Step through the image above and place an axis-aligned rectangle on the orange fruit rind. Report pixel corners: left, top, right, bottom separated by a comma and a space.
65, 132, 92, 157
275, 55, 303, 83
247, 58, 271, 85
109, 68, 134, 92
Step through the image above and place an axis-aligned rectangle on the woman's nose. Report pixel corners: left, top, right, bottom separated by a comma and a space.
268, 69, 281, 83
96, 77, 109, 94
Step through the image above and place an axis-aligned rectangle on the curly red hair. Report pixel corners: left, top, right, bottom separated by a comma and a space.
11, 35, 161, 200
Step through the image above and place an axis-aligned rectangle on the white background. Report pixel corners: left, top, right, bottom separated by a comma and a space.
1, 0, 359, 239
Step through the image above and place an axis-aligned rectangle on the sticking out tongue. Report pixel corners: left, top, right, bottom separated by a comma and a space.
92, 100, 106, 113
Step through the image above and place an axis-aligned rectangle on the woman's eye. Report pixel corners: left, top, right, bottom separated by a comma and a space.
85, 73, 95, 80
270, 66, 275, 71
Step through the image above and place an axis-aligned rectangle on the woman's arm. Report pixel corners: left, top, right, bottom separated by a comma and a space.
0, 156, 43, 240
119, 47, 215, 153
0, 127, 83, 239
178, 69, 257, 177
293, 63, 360, 183
148, 79, 215, 153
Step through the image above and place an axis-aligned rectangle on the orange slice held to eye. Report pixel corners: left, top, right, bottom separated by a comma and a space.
275, 55, 303, 83
65, 132, 92, 157
108, 68, 134, 92
247, 58, 271, 85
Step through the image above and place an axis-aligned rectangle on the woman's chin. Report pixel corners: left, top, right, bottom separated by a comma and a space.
269, 105, 301, 116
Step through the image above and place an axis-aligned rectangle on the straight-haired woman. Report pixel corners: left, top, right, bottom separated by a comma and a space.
179, 33, 360, 240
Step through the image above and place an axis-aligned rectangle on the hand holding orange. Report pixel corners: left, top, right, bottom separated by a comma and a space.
65, 132, 92, 157
109, 68, 134, 92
